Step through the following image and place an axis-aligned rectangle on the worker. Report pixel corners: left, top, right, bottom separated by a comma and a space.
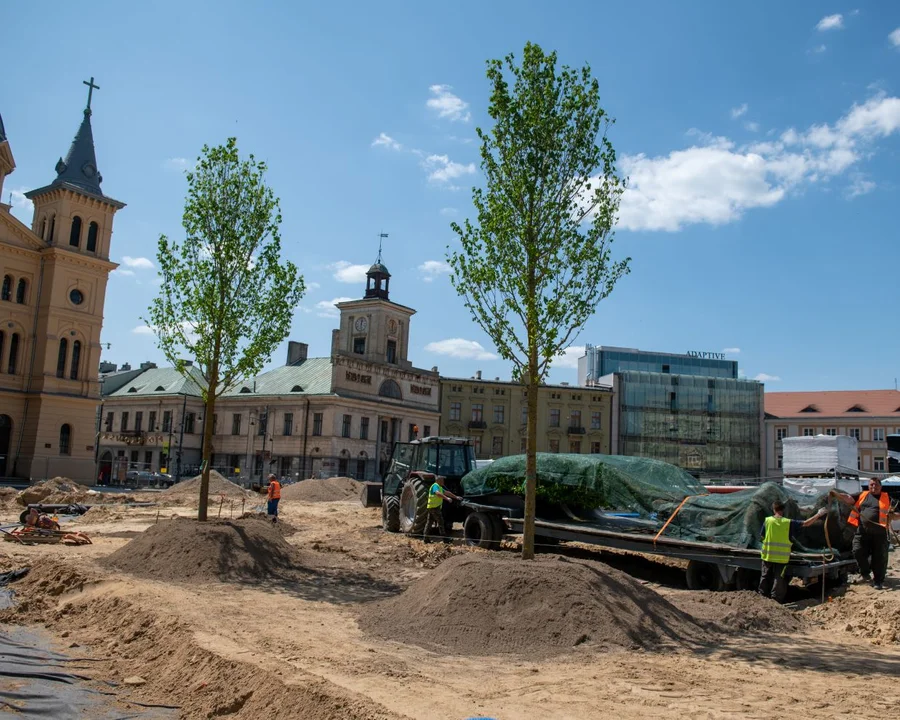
831, 477, 892, 590
759, 501, 827, 602
424, 475, 459, 542
24, 507, 60, 531
265, 473, 282, 524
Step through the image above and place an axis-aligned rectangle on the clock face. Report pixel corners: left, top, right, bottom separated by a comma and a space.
69, 289, 84, 306
354, 317, 368, 332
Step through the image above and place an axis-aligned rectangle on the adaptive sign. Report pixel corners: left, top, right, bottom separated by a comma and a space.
686, 351, 727, 360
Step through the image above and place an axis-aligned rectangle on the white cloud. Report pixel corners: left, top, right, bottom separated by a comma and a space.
890, 28, 900, 47
9, 187, 33, 214
371, 132, 402, 151
163, 157, 190, 171
112, 268, 136, 277
617, 93, 900, 232
425, 338, 497, 360
555, 346, 585, 369
439, 207, 458, 216
315, 297, 354, 318
723, 347, 741, 354
816, 14, 843, 31
329, 261, 369, 284
121, 256, 155, 270
132, 324, 154, 335
422, 154, 476, 184
418, 260, 451, 282
731, 103, 748, 119
847, 173, 875, 198
744, 121, 760, 133
306, 281, 321, 291
810, 44, 828, 54
426, 85, 471, 122
754, 373, 781, 382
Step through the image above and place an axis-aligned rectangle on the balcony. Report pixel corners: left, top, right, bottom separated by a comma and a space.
468, 420, 487, 430
567, 426, 586, 435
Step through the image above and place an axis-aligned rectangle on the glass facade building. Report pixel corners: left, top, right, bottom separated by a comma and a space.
579, 345, 737, 385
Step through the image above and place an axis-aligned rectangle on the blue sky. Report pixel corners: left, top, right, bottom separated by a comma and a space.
3, 1, 900, 391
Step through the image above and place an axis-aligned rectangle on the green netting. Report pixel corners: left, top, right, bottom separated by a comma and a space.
461, 453, 852, 554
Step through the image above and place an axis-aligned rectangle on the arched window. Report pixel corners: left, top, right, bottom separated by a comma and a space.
0, 331, 4, 370
48, 216, 56, 243
56, 338, 68, 378
15, 279, 26, 304
7, 333, 19, 374
40, 217, 47, 239
0, 275, 10, 301
59, 424, 71, 455
86, 221, 99, 252
70, 340, 81, 380
69, 216, 82, 247
378, 379, 402, 400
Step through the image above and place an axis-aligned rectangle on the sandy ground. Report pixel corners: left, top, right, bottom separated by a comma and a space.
2, 492, 900, 719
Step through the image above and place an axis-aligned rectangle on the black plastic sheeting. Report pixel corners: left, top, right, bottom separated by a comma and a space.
0, 625, 179, 719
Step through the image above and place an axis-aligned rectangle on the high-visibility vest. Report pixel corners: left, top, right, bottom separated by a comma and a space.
761, 516, 793, 564
427, 482, 443, 509
268, 481, 281, 500
848, 490, 890, 528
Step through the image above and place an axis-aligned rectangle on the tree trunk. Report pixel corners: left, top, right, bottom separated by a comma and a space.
198, 370, 218, 522
523, 263, 539, 560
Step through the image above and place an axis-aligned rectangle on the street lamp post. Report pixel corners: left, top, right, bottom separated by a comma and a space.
176, 392, 187, 482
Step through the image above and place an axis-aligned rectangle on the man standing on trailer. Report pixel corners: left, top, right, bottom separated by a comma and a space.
832, 477, 892, 590
759, 501, 827, 602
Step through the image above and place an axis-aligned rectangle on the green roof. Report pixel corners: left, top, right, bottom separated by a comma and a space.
109, 366, 206, 397
221, 357, 334, 397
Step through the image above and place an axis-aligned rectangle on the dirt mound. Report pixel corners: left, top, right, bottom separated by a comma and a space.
16, 477, 87, 506
282, 477, 361, 502
805, 584, 900, 644
360, 553, 711, 658
162, 470, 250, 502
670, 590, 804, 633
101, 516, 302, 582
0, 558, 96, 621
77, 505, 125, 524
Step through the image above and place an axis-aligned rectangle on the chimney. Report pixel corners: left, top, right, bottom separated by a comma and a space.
476, 370, 482, 380
99, 361, 117, 374
287, 341, 308, 365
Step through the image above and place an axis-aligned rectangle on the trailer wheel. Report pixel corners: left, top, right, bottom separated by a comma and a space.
382, 495, 400, 533
464, 512, 500, 549
735, 567, 761, 592
490, 515, 506, 542
399, 477, 429, 535
686, 560, 725, 592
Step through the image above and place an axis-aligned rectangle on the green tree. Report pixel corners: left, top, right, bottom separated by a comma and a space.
148, 138, 305, 521
448, 43, 630, 559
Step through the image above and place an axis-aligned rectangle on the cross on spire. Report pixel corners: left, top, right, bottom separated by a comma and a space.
376, 232, 388, 263
83, 77, 100, 111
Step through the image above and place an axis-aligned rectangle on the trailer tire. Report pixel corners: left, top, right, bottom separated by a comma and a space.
382, 495, 400, 533
491, 514, 506, 542
686, 560, 725, 592
399, 477, 429, 535
464, 512, 500, 549
735, 567, 761, 592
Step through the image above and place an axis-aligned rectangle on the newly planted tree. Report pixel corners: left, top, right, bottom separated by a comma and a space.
148, 138, 305, 520
448, 43, 630, 559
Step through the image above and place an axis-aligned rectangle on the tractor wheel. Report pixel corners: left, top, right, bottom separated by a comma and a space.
490, 514, 506, 542
686, 560, 725, 592
382, 495, 400, 533
464, 512, 500, 549
399, 477, 429, 535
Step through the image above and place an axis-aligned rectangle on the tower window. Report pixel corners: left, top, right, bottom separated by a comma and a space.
70, 340, 81, 380
48, 216, 56, 243
15, 279, 26, 304
69, 216, 82, 248
59, 424, 72, 455
7, 333, 19, 374
40, 217, 47, 239
353, 336, 365, 354
386, 339, 397, 364
56, 338, 68, 378
0, 275, 10, 301
86, 222, 99, 252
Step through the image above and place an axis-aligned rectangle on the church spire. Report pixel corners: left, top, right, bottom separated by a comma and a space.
0, 112, 7, 143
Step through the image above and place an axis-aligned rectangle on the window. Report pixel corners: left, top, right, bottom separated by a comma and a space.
803, 427, 815, 437
144, 451, 153, 467
353, 337, 365, 354
56, 338, 68, 378
848, 428, 860, 440
590, 442, 601, 454
591, 411, 602, 430
69, 216, 82, 247
569, 440, 582, 454
493, 405, 505, 424
69, 340, 81, 379
471, 435, 482, 455
549, 409, 560, 427
386, 339, 397, 364
359, 417, 369, 440
105, 412, 113, 432
521, 406, 528, 426
378, 379, 402, 399
0, 332, 3, 368
408, 423, 417, 441
777, 455, 783, 470
491, 436, 503, 456
873, 428, 885, 442
669, 392, 677, 412
380, 419, 388, 443
776, 427, 788, 441
86, 222, 99, 252
59, 424, 71, 455
662, 364, 670, 373
450, 402, 461, 421
0, 275, 10, 301
231, 413, 241, 435
134, 412, 143, 432
356, 458, 366, 480
149, 411, 157, 432
875, 456, 885, 472
471, 404, 483, 422
121, 412, 129, 431
342, 414, 352, 438
48, 216, 55, 243
312, 413, 323, 436
15, 279, 26, 304
284, 412, 294, 436
163, 411, 172, 432
7, 333, 18, 374
825, 428, 837, 437
130, 450, 139, 465
258, 412, 267, 436
549, 438, 560, 453
520, 437, 527, 452
184, 413, 196, 434
570, 410, 582, 428
423, 425, 430, 437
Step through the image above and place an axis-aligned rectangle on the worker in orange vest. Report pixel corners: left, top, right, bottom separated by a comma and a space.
832, 477, 893, 590
265, 473, 282, 524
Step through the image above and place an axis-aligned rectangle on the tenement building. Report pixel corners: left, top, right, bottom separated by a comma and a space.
439, 371, 614, 459
0, 83, 125, 482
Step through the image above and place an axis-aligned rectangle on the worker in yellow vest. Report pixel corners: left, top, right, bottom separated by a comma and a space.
831, 477, 893, 590
424, 475, 460, 542
759, 501, 826, 602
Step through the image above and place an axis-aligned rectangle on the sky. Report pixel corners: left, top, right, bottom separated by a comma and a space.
3, 1, 900, 391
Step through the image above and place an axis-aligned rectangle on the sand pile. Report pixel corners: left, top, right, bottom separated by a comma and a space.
77, 505, 125, 524
670, 590, 804, 633
162, 470, 250, 502
805, 585, 900, 644
16, 477, 87, 506
360, 554, 711, 657
282, 477, 361, 502
102, 516, 302, 582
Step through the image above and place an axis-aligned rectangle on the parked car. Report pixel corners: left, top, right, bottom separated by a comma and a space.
124, 470, 174, 488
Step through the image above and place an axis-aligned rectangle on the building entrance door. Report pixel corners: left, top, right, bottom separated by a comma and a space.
0, 415, 11, 476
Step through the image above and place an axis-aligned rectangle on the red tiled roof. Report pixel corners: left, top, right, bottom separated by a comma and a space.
765, 390, 900, 418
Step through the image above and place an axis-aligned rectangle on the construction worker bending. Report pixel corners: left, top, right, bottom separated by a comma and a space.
265, 473, 282, 524
759, 501, 826, 602
831, 477, 892, 590
424, 475, 459, 542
